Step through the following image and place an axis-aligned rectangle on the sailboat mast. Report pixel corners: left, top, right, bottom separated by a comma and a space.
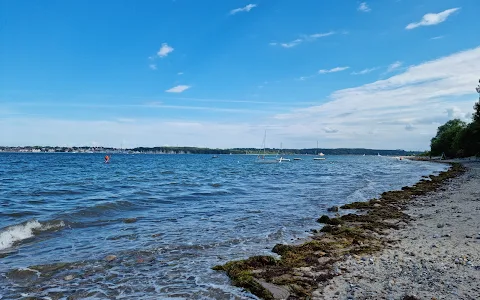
263, 130, 267, 156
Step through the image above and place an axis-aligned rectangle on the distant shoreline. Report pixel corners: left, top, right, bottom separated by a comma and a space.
0, 152, 415, 155
0, 147, 422, 156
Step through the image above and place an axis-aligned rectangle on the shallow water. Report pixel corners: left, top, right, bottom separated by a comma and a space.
0, 153, 447, 299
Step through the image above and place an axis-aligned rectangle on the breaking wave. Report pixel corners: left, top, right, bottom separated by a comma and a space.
0, 219, 65, 251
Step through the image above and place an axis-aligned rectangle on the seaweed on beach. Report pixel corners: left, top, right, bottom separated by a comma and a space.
212, 163, 466, 299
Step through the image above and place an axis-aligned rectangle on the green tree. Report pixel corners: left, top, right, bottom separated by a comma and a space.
430, 119, 467, 157
465, 99, 480, 156
473, 101, 480, 123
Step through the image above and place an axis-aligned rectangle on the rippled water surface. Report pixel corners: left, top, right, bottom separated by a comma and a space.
0, 153, 447, 299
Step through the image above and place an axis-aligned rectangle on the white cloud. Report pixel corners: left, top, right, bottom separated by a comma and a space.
358, 2, 371, 12
280, 39, 303, 48
386, 61, 402, 72
272, 31, 336, 48
295, 74, 317, 81
149, 64, 157, 70
431, 36, 444, 40
351, 67, 378, 75
324, 127, 339, 133
272, 46, 480, 150
307, 31, 335, 40
318, 66, 349, 74
157, 43, 174, 57
165, 85, 191, 93
405, 124, 415, 131
230, 4, 257, 15
177, 72, 184, 75
446, 107, 468, 120
406, 8, 460, 30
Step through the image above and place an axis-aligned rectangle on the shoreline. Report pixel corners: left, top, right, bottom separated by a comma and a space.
316, 161, 480, 299
213, 162, 471, 299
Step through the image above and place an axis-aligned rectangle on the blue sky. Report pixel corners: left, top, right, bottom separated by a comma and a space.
1, 0, 479, 150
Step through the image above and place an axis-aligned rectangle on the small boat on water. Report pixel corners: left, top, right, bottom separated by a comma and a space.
211, 155, 219, 159
314, 141, 326, 160
255, 130, 279, 164
293, 158, 302, 161
277, 143, 290, 162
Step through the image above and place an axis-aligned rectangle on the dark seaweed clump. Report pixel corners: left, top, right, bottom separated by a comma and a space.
213, 163, 466, 299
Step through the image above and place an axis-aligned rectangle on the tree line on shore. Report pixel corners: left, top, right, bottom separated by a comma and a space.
430, 96, 480, 158
130, 147, 419, 156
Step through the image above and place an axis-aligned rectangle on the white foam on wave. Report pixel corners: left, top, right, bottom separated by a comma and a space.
0, 220, 65, 251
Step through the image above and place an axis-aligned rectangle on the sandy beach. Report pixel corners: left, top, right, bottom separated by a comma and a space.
316, 161, 480, 300
214, 161, 479, 300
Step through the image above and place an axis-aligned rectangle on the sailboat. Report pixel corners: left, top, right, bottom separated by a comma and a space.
277, 142, 291, 162
255, 130, 279, 164
313, 140, 326, 160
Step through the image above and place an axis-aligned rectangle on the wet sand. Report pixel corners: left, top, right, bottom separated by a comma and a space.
315, 161, 480, 300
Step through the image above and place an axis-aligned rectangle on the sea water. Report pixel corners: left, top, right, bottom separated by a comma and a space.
0, 153, 447, 299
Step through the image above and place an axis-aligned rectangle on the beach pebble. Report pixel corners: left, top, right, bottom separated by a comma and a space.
105, 255, 117, 262
437, 223, 445, 228
465, 235, 473, 238
333, 266, 342, 275
64, 275, 74, 281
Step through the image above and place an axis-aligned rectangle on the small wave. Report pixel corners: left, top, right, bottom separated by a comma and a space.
0, 211, 39, 218
0, 220, 65, 251
71, 200, 135, 218
190, 191, 230, 197
31, 189, 84, 196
